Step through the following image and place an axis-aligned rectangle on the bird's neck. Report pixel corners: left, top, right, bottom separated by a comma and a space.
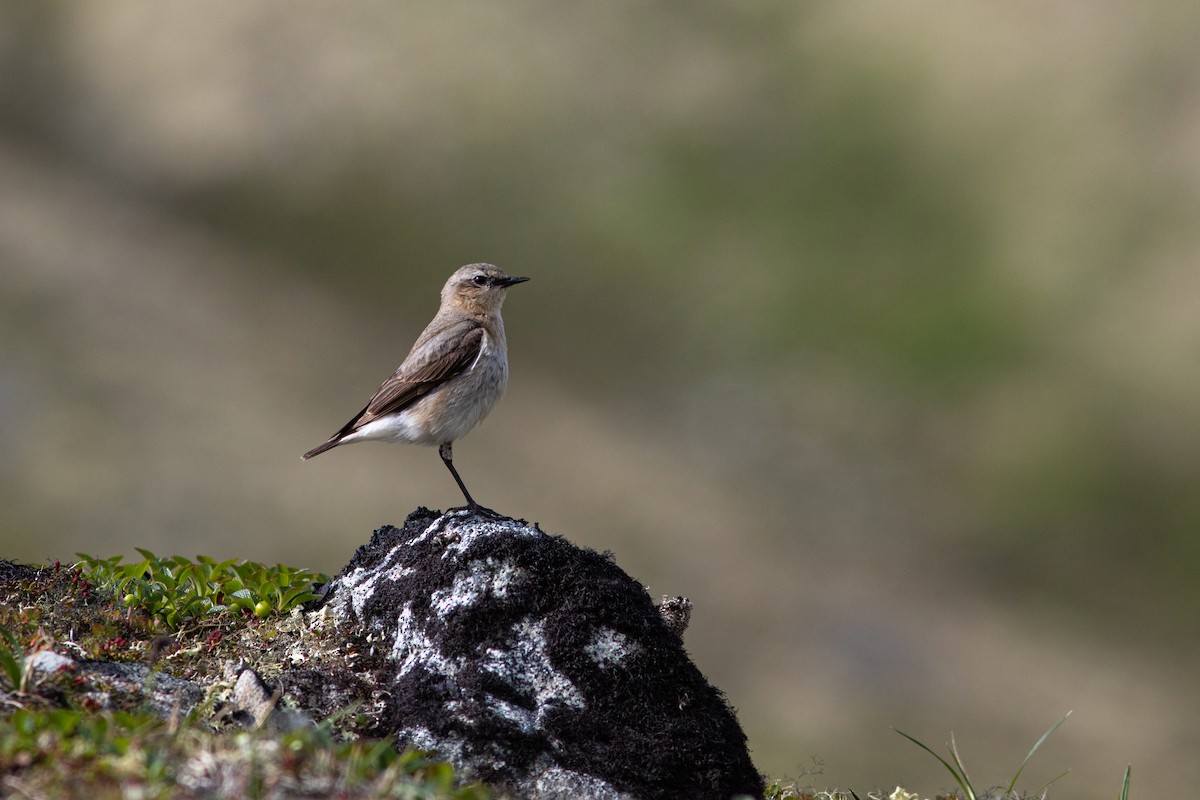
478, 312, 506, 343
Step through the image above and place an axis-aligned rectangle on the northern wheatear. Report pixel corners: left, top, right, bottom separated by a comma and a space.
302, 264, 528, 508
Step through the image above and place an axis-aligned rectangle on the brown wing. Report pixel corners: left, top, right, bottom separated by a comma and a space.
301, 324, 483, 459
357, 324, 484, 425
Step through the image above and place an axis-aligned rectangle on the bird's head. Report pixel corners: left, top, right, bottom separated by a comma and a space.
443, 263, 529, 315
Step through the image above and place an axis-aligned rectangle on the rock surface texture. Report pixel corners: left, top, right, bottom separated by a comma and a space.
323, 507, 763, 800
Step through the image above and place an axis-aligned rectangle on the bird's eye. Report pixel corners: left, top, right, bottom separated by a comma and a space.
472, 275, 489, 287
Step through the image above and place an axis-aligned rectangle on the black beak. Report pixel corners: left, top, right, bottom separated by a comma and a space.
497, 276, 530, 287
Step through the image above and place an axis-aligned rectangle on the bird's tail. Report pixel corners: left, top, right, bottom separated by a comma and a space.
301, 438, 341, 460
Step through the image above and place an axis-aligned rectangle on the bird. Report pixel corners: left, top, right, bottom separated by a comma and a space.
302, 263, 529, 509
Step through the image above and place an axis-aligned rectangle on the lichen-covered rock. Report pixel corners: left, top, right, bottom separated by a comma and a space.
26, 650, 206, 717
322, 507, 763, 800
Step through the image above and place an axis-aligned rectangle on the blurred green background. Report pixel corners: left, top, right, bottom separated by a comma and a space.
2, 2, 1198, 796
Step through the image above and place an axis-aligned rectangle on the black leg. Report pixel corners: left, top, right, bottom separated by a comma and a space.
438, 441, 478, 508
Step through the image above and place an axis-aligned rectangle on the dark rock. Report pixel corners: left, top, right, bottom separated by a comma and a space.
27, 651, 206, 718
218, 667, 314, 733
321, 507, 763, 800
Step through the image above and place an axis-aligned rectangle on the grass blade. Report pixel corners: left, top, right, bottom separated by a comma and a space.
1034, 767, 1071, 796
1118, 765, 1131, 800
1005, 710, 1071, 795
0, 630, 23, 691
948, 731, 975, 797
893, 728, 973, 800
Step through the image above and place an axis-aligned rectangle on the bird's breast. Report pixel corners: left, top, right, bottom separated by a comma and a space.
419, 334, 508, 443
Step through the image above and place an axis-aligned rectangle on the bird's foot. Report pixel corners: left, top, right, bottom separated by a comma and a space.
447, 502, 506, 520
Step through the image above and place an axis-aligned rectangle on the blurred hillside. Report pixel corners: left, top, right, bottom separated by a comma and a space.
2, 3, 1198, 797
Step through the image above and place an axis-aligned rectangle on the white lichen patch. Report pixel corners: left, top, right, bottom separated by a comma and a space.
435, 517, 542, 560
334, 554, 415, 621
481, 619, 584, 733
485, 696, 539, 735
390, 603, 461, 679
584, 627, 639, 668
429, 558, 525, 618
28, 650, 75, 676
406, 512, 460, 547
530, 755, 636, 800
400, 726, 468, 770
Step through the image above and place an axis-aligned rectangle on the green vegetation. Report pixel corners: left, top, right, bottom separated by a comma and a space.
75, 550, 327, 631
892, 713, 1076, 800
0, 706, 489, 799
0, 630, 26, 694
0, 556, 487, 798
